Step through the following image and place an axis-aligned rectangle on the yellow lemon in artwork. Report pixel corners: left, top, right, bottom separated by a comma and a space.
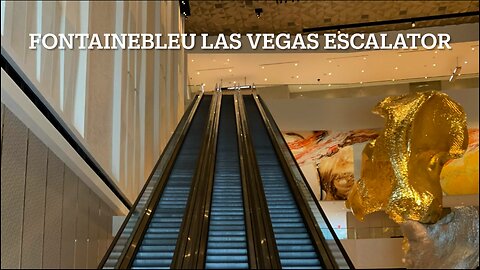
440, 149, 479, 195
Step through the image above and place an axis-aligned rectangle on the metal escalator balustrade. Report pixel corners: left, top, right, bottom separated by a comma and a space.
255, 95, 354, 269
131, 95, 212, 269
99, 94, 204, 269
242, 95, 324, 269
205, 95, 248, 269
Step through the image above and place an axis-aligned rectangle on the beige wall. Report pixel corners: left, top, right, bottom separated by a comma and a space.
1, 103, 117, 269
1, 1, 188, 202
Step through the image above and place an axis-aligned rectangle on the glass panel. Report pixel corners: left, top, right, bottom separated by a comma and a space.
102, 95, 200, 268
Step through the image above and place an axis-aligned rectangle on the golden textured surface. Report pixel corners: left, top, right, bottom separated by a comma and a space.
186, 1, 479, 34
346, 91, 468, 223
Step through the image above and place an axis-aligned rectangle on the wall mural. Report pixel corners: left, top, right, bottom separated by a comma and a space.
283, 128, 479, 201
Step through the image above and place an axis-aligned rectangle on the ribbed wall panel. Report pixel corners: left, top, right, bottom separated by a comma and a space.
87, 190, 101, 268
75, 180, 90, 268
0, 103, 119, 269
61, 168, 78, 268
1, 108, 28, 269
43, 151, 65, 268
22, 132, 48, 268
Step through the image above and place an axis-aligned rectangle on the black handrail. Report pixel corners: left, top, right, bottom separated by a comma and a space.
1, 47, 131, 209
250, 94, 336, 268
115, 94, 205, 269
98, 94, 202, 268
235, 93, 282, 269
256, 94, 355, 269
171, 92, 221, 268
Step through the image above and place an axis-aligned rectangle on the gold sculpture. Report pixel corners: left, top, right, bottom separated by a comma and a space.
346, 91, 468, 224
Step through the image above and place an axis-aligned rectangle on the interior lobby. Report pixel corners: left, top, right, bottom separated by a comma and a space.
1, 1, 479, 269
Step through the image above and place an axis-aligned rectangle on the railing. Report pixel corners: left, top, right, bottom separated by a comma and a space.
1, 47, 132, 209
99, 94, 203, 268
254, 93, 355, 269
171, 92, 221, 268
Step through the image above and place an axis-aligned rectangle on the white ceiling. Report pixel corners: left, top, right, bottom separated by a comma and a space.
187, 41, 479, 92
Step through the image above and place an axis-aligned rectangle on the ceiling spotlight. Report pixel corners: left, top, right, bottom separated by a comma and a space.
294, 63, 298, 66
296, 75, 299, 78
227, 58, 230, 62
394, 67, 398, 70
179, 0, 190, 17
261, 66, 265, 69
264, 78, 268, 81
228, 69, 232, 72
449, 66, 462, 82
337, 29, 341, 34
299, 86, 302, 89
392, 79, 395, 82
328, 60, 332, 63
433, 63, 437, 67
464, 60, 468, 64
472, 47, 475, 51
363, 57, 367, 60
328, 84, 331, 87
328, 72, 332, 75
196, 71, 200, 75
411, 21, 416, 28
360, 81, 363, 84
425, 76, 428, 79
361, 70, 365, 73
191, 59, 194, 62
255, 8, 263, 18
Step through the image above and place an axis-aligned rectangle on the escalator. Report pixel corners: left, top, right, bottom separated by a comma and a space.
100, 93, 353, 269
204, 95, 248, 269
131, 95, 212, 268
243, 96, 322, 269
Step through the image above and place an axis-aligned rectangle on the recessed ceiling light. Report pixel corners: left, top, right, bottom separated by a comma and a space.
233, 81, 236, 84
264, 78, 268, 81
228, 69, 232, 72
434, 50, 438, 54
296, 75, 299, 78
328, 72, 332, 75
300, 94, 303, 97
196, 71, 200, 75
294, 63, 298, 66
392, 79, 395, 81
227, 58, 230, 62
398, 54, 402, 57
472, 47, 475, 51
261, 66, 265, 69
191, 59, 194, 62
363, 57, 367, 60
394, 67, 398, 70
425, 76, 428, 79
360, 81, 363, 84
328, 60, 332, 63
299, 86, 302, 89
361, 70, 365, 73
433, 63, 436, 67
328, 84, 331, 87
464, 61, 468, 64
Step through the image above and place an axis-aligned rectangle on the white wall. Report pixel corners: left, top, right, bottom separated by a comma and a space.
1, 1, 188, 203
266, 87, 479, 131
